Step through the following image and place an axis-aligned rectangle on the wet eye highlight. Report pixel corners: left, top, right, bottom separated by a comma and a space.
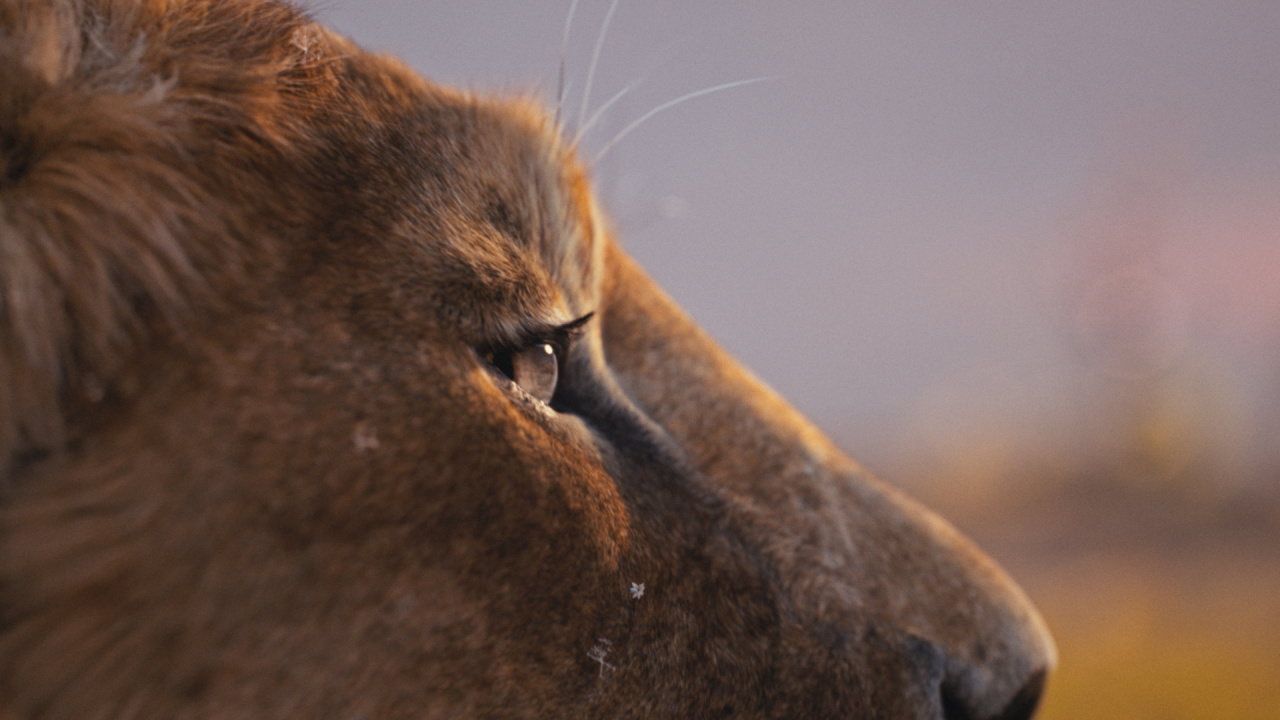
512, 343, 558, 404
481, 312, 592, 407
484, 342, 560, 405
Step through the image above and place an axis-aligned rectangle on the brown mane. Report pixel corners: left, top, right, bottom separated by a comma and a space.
0, 0, 315, 460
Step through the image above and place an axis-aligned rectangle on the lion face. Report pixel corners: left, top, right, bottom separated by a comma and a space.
0, 1, 1053, 718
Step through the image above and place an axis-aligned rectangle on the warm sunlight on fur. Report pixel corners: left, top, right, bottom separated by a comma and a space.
0, 2, 1053, 717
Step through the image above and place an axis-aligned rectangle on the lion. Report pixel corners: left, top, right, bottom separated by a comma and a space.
0, 1, 1055, 718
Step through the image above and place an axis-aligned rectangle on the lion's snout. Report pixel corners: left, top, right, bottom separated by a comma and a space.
690, 458, 1056, 719
603, 246, 1054, 717
865, 489, 1056, 720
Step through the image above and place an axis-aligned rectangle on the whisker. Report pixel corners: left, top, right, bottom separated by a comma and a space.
575, 78, 643, 148
576, 0, 622, 134
554, 0, 581, 131
593, 76, 775, 165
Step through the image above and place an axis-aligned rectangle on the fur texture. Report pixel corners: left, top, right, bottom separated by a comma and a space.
0, 2, 1054, 718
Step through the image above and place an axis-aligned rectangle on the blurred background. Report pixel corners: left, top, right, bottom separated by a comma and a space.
319, 2, 1280, 717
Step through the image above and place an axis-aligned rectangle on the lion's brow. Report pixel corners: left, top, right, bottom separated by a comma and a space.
503, 312, 596, 352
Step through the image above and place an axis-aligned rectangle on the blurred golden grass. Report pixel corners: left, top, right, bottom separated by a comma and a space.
1030, 554, 1280, 720
882, 341, 1280, 718
910, 461, 1280, 720
1041, 627, 1279, 720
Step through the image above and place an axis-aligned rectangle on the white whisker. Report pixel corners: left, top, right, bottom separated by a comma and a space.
554, 0, 581, 131
557, 80, 575, 134
593, 76, 775, 165
575, 78, 643, 148
576, 0, 622, 133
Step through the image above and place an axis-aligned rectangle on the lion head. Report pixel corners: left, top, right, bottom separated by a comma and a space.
0, 1, 1054, 717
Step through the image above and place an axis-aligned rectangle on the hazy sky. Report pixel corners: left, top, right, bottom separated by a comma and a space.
318, 1, 1280, 484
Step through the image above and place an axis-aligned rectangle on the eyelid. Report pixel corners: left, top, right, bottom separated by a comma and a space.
523, 312, 595, 355
480, 312, 595, 361
551, 312, 594, 345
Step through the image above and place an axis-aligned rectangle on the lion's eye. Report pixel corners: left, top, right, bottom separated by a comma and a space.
482, 314, 590, 407
511, 343, 558, 404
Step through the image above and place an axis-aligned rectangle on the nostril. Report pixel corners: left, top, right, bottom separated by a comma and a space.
941, 669, 1047, 720
939, 682, 975, 720
994, 670, 1046, 720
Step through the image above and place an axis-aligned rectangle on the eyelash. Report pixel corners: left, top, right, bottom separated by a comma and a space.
481, 312, 593, 393
485, 312, 593, 363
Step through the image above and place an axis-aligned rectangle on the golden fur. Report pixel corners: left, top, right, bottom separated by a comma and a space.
0, 1, 1054, 717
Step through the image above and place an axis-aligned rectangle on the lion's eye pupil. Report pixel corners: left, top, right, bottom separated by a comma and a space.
511, 343, 558, 404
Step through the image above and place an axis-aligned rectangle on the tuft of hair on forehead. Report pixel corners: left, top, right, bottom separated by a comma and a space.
0, 0, 338, 469
471, 90, 603, 307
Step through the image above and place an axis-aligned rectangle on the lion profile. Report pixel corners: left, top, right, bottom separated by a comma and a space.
0, 1, 1054, 718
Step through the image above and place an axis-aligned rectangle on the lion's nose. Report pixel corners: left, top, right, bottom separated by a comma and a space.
840, 479, 1056, 720
939, 553, 1054, 720
911, 504, 1056, 720
942, 666, 1047, 720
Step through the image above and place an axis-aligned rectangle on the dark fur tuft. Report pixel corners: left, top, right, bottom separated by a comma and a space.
0, 0, 336, 465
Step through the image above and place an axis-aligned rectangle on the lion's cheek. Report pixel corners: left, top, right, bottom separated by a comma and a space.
439, 372, 633, 569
